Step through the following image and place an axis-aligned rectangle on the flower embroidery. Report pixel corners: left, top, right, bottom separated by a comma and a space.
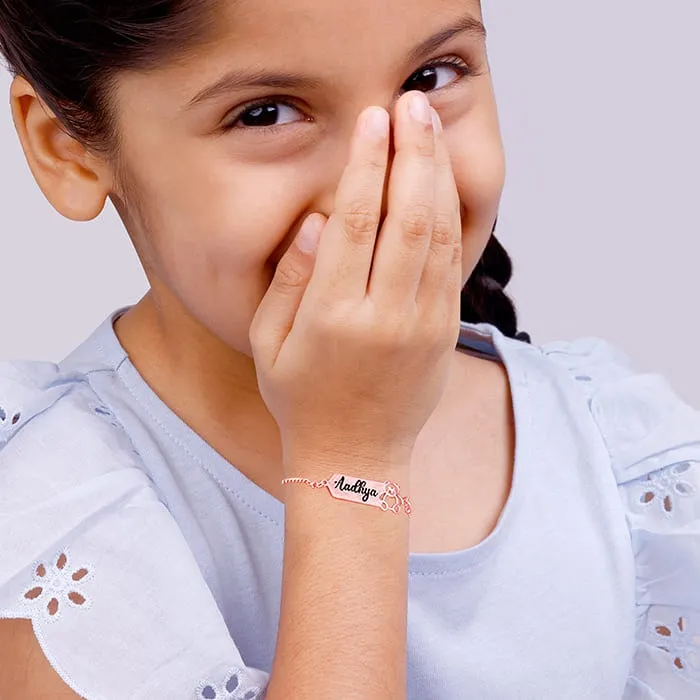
22, 551, 91, 619
652, 615, 700, 672
0, 404, 21, 443
197, 670, 265, 699
638, 461, 696, 516
0, 405, 20, 425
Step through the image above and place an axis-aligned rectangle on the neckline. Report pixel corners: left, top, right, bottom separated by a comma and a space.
82, 307, 530, 576
409, 322, 531, 574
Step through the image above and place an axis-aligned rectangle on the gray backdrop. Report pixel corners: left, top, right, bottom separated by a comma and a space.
1, 1, 698, 406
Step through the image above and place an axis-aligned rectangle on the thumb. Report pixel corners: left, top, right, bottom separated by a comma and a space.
249, 213, 326, 366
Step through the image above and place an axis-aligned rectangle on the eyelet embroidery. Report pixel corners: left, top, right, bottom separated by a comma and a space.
0, 403, 22, 436
652, 615, 700, 673
636, 461, 697, 517
197, 670, 265, 699
21, 551, 92, 620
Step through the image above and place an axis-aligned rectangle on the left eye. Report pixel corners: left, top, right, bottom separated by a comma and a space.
402, 57, 472, 94
225, 56, 473, 132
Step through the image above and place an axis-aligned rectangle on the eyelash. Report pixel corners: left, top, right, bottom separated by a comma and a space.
222, 54, 477, 134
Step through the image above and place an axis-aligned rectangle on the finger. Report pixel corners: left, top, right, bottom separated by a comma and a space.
306, 106, 390, 303
367, 90, 436, 308
416, 107, 462, 318
249, 213, 326, 367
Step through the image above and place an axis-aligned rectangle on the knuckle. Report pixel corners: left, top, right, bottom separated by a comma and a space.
372, 328, 401, 354
374, 314, 412, 347
311, 303, 354, 338
273, 261, 306, 290
309, 314, 337, 342
430, 212, 454, 247
400, 201, 433, 242
341, 202, 380, 245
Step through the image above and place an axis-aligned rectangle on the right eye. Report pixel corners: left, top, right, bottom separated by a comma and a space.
224, 100, 308, 133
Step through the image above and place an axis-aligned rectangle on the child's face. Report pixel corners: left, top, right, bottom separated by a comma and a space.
111, 0, 504, 355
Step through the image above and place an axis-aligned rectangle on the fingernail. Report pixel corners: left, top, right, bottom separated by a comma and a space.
409, 92, 431, 124
431, 107, 443, 133
362, 107, 389, 141
297, 215, 323, 254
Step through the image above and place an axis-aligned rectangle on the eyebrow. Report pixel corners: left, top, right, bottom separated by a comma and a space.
185, 13, 486, 108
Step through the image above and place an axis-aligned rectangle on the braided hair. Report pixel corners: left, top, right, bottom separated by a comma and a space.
461, 218, 531, 343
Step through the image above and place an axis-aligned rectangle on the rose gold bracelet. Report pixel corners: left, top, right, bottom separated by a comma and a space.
281, 473, 412, 516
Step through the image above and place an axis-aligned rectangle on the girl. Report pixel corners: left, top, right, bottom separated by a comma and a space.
0, 1, 697, 698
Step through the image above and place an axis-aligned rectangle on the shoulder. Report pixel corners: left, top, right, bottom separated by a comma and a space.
536, 335, 700, 485
1, 357, 133, 445
536, 334, 637, 400
536, 336, 700, 695
0, 360, 269, 698
0, 359, 146, 502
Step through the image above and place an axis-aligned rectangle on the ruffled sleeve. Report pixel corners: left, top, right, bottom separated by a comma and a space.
541, 337, 700, 698
0, 361, 269, 699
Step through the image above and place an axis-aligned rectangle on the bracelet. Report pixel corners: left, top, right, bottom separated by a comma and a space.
282, 473, 412, 516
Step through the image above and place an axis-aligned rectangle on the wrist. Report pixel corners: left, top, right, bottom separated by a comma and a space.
282, 441, 414, 481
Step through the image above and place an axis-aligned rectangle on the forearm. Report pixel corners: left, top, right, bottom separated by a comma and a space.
266, 455, 411, 699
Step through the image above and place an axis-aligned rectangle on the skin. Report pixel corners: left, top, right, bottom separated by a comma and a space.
2, 1, 516, 694
9, 0, 507, 507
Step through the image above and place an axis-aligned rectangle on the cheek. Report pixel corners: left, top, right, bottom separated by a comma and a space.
450, 131, 505, 219
445, 125, 506, 283
139, 151, 304, 270
120, 145, 307, 351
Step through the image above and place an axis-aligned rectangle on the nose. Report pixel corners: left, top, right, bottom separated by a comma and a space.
313, 104, 397, 229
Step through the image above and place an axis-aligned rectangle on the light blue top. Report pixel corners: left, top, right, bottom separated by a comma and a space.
1, 307, 699, 699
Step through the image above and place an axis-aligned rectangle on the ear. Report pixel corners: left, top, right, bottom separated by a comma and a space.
9, 75, 114, 222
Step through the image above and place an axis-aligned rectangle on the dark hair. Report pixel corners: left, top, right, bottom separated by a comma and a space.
0, 0, 530, 344
462, 218, 531, 343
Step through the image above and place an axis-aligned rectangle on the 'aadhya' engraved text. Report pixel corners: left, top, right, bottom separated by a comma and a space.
332, 475, 379, 503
